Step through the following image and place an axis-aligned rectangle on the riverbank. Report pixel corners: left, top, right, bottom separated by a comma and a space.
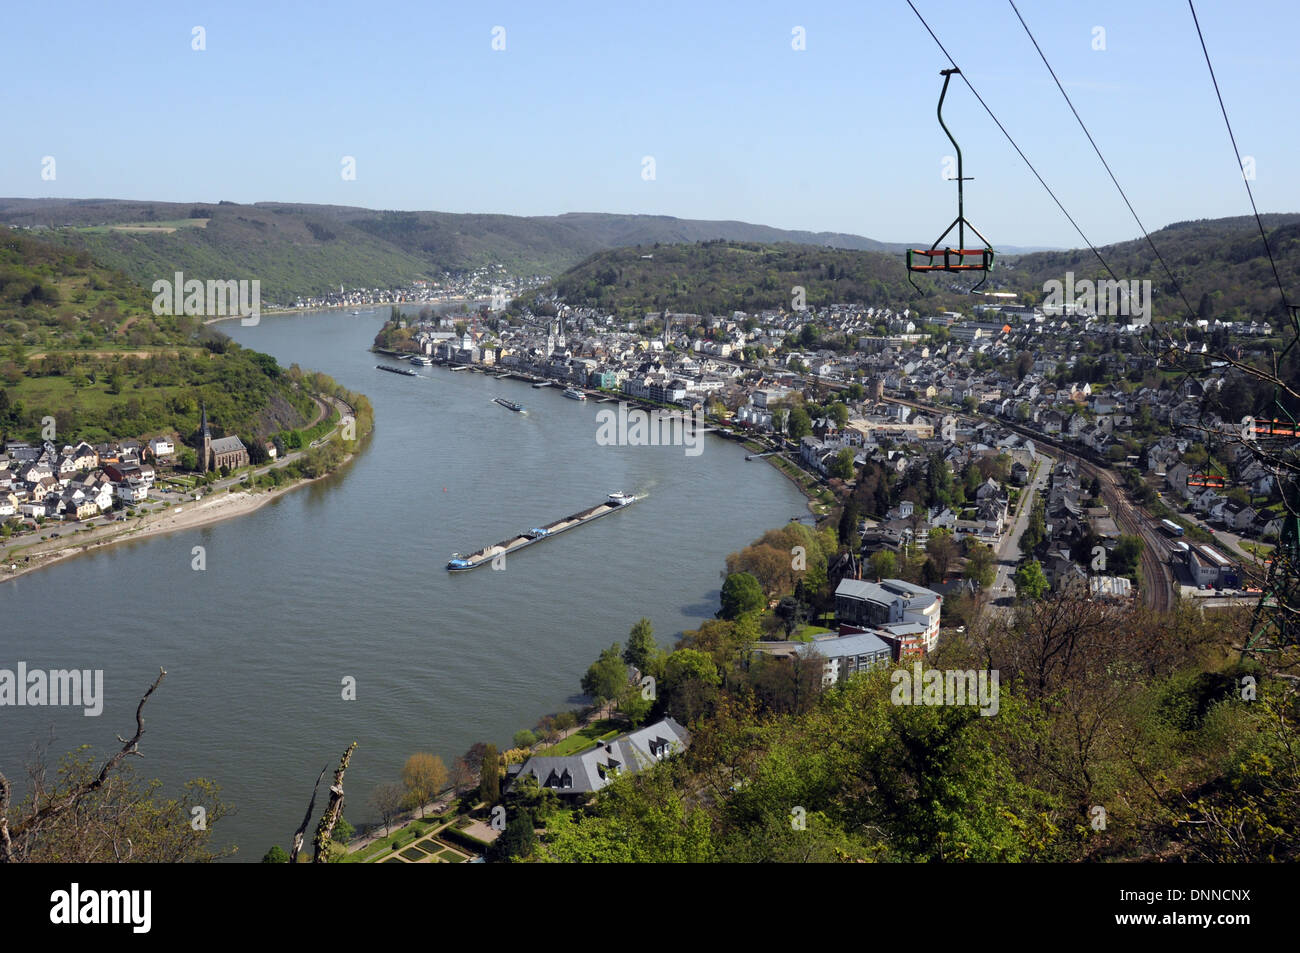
403, 358, 831, 518
0, 454, 357, 585
203, 297, 487, 325
1, 458, 344, 584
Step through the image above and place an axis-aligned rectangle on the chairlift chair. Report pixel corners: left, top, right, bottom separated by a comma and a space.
906, 68, 995, 294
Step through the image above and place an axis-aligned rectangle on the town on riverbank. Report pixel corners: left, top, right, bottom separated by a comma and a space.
0, 391, 368, 583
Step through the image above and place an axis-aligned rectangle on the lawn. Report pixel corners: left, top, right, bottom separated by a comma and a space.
791, 624, 832, 641
540, 719, 623, 757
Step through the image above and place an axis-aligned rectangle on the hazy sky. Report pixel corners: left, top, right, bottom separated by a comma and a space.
4, 1, 1296, 249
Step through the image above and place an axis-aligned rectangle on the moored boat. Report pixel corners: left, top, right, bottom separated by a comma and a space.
563, 387, 587, 401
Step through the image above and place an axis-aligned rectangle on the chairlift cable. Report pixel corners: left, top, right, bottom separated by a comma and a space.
1188, 0, 1294, 314
1008, 0, 1200, 325
904, 0, 1124, 289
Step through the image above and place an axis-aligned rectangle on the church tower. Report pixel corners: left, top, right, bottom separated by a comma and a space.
199, 402, 211, 473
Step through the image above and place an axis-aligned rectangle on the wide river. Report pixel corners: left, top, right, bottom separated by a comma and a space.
0, 307, 807, 858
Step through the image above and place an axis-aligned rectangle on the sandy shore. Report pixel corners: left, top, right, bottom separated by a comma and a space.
0, 459, 352, 585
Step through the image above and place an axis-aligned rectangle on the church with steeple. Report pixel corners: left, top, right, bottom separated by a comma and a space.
197, 402, 249, 473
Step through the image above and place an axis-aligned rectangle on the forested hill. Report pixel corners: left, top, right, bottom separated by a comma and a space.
536, 241, 928, 317
538, 214, 1300, 324
0, 199, 908, 302
0, 225, 322, 446
996, 214, 1300, 323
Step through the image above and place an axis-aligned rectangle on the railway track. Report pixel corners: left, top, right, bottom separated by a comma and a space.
882, 396, 1176, 612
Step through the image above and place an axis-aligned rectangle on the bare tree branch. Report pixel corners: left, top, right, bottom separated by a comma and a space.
312, 742, 357, 863
288, 766, 328, 864
0, 667, 166, 862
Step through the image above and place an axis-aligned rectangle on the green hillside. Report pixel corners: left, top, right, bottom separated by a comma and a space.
0, 225, 319, 445
536, 214, 1300, 325
534, 240, 931, 317
995, 214, 1300, 323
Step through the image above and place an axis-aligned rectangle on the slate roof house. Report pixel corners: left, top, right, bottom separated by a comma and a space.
506, 717, 691, 797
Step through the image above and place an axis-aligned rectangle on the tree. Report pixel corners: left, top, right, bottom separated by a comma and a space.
1014, 351, 1034, 380
662, 648, 723, 722
368, 782, 405, 836
1112, 535, 1143, 578
787, 406, 812, 440
868, 549, 897, 580
401, 753, 447, 816
449, 757, 475, 793
1019, 497, 1046, 555
623, 618, 658, 673
775, 596, 805, 636
828, 402, 850, 428
479, 744, 501, 806
0, 668, 232, 863
489, 809, 537, 862
964, 544, 996, 590
830, 447, 856, 480
926, 528, 958, 579
1013, 559, 1050, 601
513, 729, 537, 749
261, 845, 289, 863
719, 571, 766, 619
582, 643, 629, 710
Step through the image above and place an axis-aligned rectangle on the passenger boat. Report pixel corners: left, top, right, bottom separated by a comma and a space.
562, 388, 587, 401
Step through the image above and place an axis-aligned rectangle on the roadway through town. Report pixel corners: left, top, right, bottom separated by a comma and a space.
882, 396, 1177, 613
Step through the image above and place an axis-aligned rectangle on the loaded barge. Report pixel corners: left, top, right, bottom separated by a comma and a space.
377, 363, 418, 377
447, 492, 639, 571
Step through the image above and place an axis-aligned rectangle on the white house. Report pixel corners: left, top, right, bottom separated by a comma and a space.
115, 480, 149, 504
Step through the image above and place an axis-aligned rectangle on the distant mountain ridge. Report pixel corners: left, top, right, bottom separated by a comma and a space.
0, 198, 1049, 301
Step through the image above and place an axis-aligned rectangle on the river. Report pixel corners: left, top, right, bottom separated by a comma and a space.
0, 307, 808, 858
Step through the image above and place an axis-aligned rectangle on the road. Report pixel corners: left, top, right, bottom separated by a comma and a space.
881, 394, 1176, 612
991, 453, 1050, 605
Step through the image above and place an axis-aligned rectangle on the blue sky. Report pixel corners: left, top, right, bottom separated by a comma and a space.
4, 0, 1296, 248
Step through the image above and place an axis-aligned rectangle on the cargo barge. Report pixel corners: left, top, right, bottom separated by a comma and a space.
377, 363, 418, 377
447, 492, 639, 571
